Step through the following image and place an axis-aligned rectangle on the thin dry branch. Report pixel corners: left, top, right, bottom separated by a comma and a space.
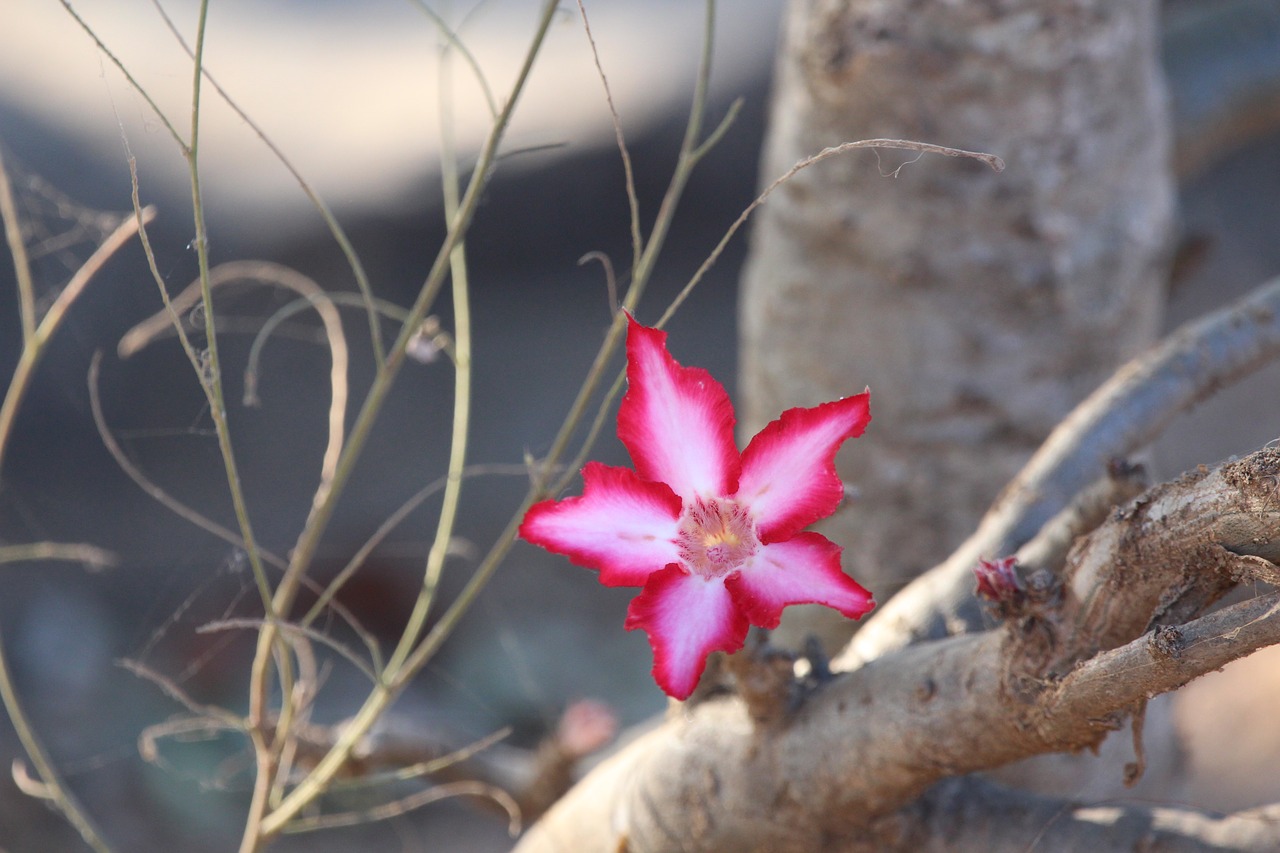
88, 352, 287, 572
286, 700, 615, 826
516, 445, 1280, 853
282, 780, 520, 835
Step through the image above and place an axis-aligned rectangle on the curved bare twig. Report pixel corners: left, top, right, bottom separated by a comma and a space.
118, 260, 348, 514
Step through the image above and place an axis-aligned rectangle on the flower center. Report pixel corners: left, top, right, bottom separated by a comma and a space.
675, 497, 759, 579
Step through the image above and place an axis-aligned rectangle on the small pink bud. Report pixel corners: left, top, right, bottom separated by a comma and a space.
555, 699, 618, 758
974, 556, 1022, 602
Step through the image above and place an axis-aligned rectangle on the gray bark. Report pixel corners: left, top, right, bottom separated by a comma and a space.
739, 0, 1175, 636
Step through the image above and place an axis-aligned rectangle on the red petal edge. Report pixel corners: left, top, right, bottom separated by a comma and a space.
725, 532, 875, 629
519, 461, 683, 587
617, 314, 740, 502
624, 566, 750, 699
736, 391, 870, 542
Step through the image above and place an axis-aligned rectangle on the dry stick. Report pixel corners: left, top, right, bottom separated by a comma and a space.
319, 726, 515, 791
578, 251, 619, 317
281, 780, 520, 835
244, 293, 413, 406
0, 146, 36, 342
198, 618, 378, 685
91, 353, 383, 693
270, 626, 321, 811
516, 448, 1280, 853
0, 207, 154, 475
656, 138, 1003, 328
843, 275, 1280, 669
119, 659, 242, 726
137, 716, 243, 771
576, 0, 643, 272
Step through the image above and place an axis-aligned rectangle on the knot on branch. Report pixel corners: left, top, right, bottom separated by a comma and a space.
722, 632, 834, 726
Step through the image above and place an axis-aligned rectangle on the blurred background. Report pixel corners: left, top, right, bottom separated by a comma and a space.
0, 0, 1278, 850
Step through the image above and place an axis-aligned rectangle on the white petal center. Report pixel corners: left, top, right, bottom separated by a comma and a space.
675, 497, 759, 579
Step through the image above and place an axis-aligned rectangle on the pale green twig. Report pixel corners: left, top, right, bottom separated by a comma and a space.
656, 137, 1003, 328
249, 2, 562, 839
384, 5, 477, 680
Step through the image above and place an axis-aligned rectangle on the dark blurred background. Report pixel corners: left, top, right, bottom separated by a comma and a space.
0, 0, 1278, 850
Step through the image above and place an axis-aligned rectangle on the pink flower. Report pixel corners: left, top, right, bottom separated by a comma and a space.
519, 315, 875, 699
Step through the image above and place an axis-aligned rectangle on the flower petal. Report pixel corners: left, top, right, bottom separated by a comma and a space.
735, 392, 870, 542
624, 566, 749, 699
519, 461, 682, 587
725, 532, 874, 629
617, 315, 740, 501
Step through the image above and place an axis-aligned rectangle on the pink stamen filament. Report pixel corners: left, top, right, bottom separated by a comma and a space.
675, 497, 759, 579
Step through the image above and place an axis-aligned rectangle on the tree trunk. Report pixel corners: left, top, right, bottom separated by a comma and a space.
739, 0, 1175, 642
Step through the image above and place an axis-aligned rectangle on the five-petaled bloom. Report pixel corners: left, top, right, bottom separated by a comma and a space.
519, 315, 875, 699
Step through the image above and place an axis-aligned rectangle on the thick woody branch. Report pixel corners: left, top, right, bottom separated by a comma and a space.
516, 448, 1280, 852
844, 277, 1280, 667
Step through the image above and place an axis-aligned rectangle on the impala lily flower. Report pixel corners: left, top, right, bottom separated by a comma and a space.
520, 315, 875, 699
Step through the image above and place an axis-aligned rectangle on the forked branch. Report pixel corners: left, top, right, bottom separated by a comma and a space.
515, 444, 1280, 851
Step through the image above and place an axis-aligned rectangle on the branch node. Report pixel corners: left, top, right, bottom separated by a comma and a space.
1148, 625, 1184, 660
725, 631, 799, 726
